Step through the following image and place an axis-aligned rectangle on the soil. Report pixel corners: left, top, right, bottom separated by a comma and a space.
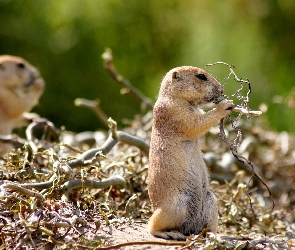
95, 223, 179, 250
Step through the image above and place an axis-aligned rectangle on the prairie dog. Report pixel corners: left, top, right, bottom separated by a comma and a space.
148, 66, 233, 240
0, 55, 44, 153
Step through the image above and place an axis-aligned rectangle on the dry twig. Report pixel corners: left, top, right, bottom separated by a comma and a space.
95, 240, 186, 250
207, 62, 274, 211
74, 98, 109, 127
219, 118, 274, 211
102, 48, 154, 110
2, 182, 45, 203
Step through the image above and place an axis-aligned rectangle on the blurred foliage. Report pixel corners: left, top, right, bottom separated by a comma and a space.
0, 0, 295, 132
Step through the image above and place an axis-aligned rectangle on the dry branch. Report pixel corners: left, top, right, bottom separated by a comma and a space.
94, 240, 186, 250
19, 173, 58, 190
2, 182, 45, 202
25, 118, 59, 152
67, 118, 149, 169
231, 106, 262, 116
60, 175, 126, 194
74, 98, 109, 127
108, 118, 149, 155
102, 48, 154, 110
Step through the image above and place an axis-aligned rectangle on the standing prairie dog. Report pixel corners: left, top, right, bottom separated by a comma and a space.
0, 55, 44, 153
148, 66, 233, 240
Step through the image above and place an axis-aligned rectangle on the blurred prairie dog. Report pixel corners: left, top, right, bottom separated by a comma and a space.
148, 66, 233, 240
0, 55, 44, 153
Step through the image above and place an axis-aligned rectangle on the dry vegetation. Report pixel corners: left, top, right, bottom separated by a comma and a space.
1, 52, 295, 249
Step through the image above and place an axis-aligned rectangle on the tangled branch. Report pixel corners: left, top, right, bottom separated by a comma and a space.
207, 62, 274, 210
219, 118, 274, 211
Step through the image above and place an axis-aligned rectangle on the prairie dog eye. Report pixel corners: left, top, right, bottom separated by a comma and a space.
196, 74, 207, 81
16, 62, 25, 69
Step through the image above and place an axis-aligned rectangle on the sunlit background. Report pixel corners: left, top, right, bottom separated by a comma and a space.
1, 0, 294, 132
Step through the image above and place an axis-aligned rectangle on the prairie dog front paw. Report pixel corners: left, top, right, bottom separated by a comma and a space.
216, 99, 234, 116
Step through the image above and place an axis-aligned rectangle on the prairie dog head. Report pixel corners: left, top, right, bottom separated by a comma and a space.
0, 55, 45, 119
159, 66, 223, 106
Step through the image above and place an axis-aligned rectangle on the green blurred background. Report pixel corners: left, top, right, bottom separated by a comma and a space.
1, 0, 294, 132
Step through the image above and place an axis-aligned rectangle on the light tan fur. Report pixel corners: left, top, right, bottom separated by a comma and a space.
0, 55, 44, 154
148, 66, 233, 240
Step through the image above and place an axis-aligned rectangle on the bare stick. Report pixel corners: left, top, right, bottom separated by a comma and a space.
60, 175, 126, 194
26, 118, 59, 142
94, 240, 186, 250
67, 135, 117, 168
19, 173, 58, 190
17, 162, 73, 191
102, 48, 154, 110
26, 118, 59, 152
231, 106, 262, 116
68, 118, 149, 168
108, 118, 149, 155
74, 98, 109, 127
3, 182, 45, 202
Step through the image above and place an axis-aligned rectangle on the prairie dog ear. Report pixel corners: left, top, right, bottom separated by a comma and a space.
172, 71, 180, 82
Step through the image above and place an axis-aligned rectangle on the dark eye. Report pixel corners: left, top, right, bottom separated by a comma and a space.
17, 62, 25, 69
0, 64, 4, 70
196, 74, 207, 81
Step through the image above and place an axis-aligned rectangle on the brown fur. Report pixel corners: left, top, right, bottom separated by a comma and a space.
0, 55, 44, 154
148, 66, 233, 240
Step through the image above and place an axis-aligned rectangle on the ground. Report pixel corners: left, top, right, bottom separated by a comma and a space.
1, 109, 295, 250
